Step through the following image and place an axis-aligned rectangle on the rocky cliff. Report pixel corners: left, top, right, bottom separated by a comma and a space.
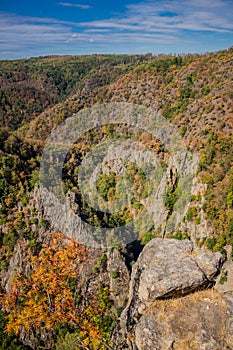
114, 238, 233, 350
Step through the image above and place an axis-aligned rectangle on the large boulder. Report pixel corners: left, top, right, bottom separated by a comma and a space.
117, 238, 224, 349
136, 239, 222, 302
124, 239, 223, 313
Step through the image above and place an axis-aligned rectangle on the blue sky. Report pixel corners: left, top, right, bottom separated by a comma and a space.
0, 0, 233, 59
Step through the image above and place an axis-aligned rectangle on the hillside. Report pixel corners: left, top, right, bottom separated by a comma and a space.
0, 48, 233, 349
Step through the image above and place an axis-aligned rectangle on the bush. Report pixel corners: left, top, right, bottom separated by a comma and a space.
186, 207, 198, 221
0, 310, 30, 350
140, 231, 154, 245
219, 268, 228, 284
2, 230, 17, 252
110, 270, 119, 279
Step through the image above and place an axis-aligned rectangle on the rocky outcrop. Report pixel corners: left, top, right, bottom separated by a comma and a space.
122, 238, 223, 319
107, 248, 130, 309
215, 245, 233, 294
134, 291, 233, 350
116, 238, 225, 349
1, 239, 31, 293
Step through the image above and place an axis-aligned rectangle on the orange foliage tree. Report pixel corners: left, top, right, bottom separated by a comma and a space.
2, 232, 113, 349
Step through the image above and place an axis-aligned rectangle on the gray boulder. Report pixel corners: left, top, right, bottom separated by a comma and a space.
118, 238, 224, 349
129, 239, 222, 307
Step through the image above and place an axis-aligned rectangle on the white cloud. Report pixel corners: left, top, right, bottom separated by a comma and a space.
80, 0, 233, 33
85, 29, 112, 33
0, 0, 232, 58
58, 2, 91, 9
0, 14, 71, 47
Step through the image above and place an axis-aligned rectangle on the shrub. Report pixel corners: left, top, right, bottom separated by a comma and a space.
219, 268, 228, 284
140, 231, 154, 245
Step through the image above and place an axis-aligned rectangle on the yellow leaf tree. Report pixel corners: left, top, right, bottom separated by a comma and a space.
2, 232, 114, 349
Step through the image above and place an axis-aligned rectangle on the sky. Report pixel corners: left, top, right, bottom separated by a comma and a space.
0, 0, 233, 59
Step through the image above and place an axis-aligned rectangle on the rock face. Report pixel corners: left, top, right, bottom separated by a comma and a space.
107, 248, 130, 309
136, 239, 222, 302
134, 291, 233, 350
117, 238, 226, 349
122, 238, 223, 318
1, 239, 30, 293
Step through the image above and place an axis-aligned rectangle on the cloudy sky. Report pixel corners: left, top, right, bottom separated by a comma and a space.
0, 0, 233, 59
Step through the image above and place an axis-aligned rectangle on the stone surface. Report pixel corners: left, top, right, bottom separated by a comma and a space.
107, 247, 130, 309
134, 291, 233, 350
131, 238, 222, 303
1, 239, 30, 293
215, 246, 233, 294
195, 252, 224, 280
117, 238, 224, 349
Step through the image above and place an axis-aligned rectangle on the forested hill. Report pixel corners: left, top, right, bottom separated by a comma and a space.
0, 48, 232, 349
0, 54, 146, 132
